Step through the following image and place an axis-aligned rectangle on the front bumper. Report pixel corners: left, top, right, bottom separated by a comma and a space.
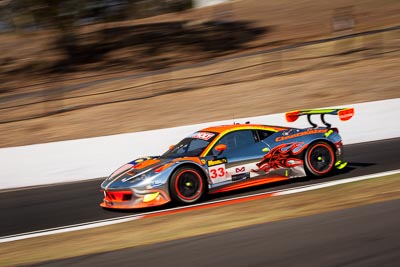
100, 188, 171, 209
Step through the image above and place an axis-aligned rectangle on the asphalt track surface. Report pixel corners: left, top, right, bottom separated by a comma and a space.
1, 138, 399, 237
29, 199, 400, 267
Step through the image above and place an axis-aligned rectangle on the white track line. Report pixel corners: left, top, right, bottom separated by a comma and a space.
274, 169, 400, 196
0, 216, 143, 243
1, 169, 399, 243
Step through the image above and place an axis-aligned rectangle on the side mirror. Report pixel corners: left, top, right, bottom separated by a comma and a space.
213, 144, 227, 159
169, 145, 175, 150
215, 144, 227, 152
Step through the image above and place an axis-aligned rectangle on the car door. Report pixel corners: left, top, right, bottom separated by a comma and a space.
206, 130, 270, 184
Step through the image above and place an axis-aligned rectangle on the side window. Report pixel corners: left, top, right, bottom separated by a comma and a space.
257, 130, 274, 141
210, 130, 256, 156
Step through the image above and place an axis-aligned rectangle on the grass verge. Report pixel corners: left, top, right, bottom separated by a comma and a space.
1, 174, 400, 266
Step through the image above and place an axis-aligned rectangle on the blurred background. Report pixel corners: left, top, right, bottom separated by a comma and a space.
0, 0, 399, 147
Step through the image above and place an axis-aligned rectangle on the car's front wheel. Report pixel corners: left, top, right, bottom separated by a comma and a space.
304, 141, 335, 177
169, 166, 205, 205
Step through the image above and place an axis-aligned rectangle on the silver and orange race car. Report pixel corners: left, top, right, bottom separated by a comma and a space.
100, 108, 354, 209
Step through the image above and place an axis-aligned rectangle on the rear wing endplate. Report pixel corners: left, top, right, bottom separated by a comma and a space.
285, 108, 354, 128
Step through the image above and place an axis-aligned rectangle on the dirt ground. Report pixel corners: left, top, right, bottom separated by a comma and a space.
0, 0, 399, 147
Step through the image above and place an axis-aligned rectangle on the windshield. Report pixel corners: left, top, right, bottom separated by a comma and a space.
161, 131, 217, 158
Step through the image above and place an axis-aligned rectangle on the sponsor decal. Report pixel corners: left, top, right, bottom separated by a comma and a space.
235, 166, 245, 173
209, 166, 226, 179
256, 142, 307, 172
207, 157, 227, 167
275, 129, 327, 142
231, 172, 250, 181
190, 132, 215, 140
208, 163, 227, 184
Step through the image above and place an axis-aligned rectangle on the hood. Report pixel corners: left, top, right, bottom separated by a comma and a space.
101, 156, 175, 190
101, 156, 205, 190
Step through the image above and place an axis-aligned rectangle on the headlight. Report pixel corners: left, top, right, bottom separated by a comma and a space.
121, 168, 153, 183
128, 172, 150, 183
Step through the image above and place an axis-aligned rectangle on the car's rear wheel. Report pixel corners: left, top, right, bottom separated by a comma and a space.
169, 166, 205, 205
304, 141, 335, 177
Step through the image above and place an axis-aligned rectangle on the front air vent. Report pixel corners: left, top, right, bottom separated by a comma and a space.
105, 191, 132, 202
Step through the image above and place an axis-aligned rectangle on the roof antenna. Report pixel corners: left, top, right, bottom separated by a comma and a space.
233, 112, 236, 125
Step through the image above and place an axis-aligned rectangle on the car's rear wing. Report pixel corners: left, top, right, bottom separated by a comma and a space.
285, 108, 354, 128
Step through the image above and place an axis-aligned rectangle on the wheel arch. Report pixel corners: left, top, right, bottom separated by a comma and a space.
168, 162, 209, 204
303, 139, 337, 177
306, 138, 337, 153
169, 162, 209, 190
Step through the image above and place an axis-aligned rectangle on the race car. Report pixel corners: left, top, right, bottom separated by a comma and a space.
100, 108, 354, 209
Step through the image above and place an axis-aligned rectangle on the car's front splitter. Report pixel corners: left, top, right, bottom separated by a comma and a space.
100, 189, 171, 209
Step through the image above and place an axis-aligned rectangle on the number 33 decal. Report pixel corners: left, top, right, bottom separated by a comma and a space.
210, 166, 225, 179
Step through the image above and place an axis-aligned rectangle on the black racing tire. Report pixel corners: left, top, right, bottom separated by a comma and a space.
304, 141, 335, 177
169, 166, 206, 205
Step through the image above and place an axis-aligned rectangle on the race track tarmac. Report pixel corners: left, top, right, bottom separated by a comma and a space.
29, 199, 400, 267
1, 138, 399, 236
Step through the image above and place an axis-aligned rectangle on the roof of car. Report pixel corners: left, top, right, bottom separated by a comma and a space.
201, 124, 287, 134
